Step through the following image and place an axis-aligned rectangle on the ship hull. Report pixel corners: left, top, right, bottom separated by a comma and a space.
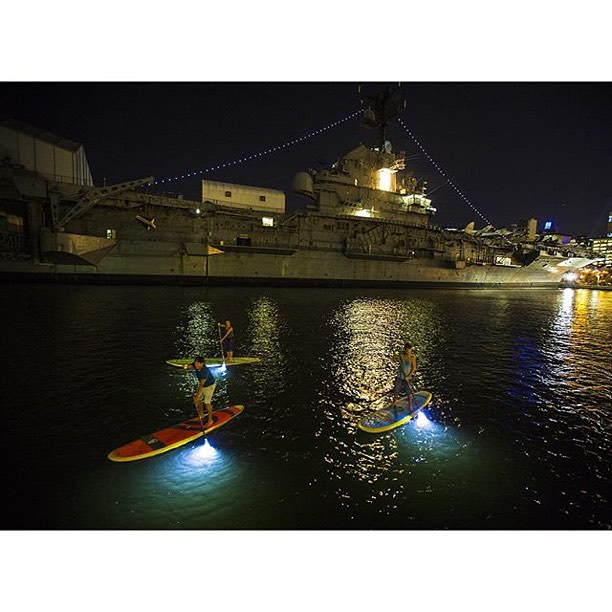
0, 237, 591, 288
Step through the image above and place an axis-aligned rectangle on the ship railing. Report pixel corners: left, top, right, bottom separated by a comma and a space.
344, 240, 425, 259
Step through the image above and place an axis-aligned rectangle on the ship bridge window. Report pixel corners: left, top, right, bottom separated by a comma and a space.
106, 229, 116, 239
377, 168, 393, 191
262, 216, 274, 227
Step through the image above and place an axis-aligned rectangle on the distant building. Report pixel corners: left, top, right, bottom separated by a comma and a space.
607, 211, 612, 238
591, 237, 612, 266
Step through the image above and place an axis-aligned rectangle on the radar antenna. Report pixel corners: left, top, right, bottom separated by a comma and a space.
359, 85, 406, 150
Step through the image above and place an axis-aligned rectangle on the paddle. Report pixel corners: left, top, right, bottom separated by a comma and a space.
196, 408, 206, 434
217, 322, 226, 369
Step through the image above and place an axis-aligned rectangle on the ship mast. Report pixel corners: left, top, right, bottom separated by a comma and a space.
360, 85, 406, 150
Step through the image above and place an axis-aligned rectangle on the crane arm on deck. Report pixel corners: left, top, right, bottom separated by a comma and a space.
54, 176, 154, 231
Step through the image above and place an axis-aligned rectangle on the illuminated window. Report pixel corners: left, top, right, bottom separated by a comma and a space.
106, 229, 116, 239
224, 191, 232, 197
262, 217, 273, 227
377, 168, 392, 191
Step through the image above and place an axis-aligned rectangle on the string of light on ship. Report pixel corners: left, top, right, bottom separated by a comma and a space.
152, 110, 362, 186
397, 117, 492, 227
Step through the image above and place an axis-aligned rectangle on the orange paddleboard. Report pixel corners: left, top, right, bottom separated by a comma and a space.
108, 405, 244, 462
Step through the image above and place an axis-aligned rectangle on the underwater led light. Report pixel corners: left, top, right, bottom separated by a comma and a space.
415, 411, 432, 428
185, 439, 219, 467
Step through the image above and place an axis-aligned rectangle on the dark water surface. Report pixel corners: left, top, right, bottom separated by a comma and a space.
2, 284, 611, 530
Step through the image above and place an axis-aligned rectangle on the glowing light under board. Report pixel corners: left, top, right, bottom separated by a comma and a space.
414, 410, 430, 428
184, 439, 220, 467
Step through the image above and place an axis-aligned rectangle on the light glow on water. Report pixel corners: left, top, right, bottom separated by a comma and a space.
184, 439, 220, 466
415, 410, 431, 428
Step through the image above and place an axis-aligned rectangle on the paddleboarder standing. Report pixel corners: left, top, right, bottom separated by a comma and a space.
219, 320, 235, 362
184, 355, 217, 427
392, 342, 417, 410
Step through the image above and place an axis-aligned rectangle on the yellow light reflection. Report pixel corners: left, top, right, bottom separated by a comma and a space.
542, 288, 612, 401
247, 297, 287, 399
176, 301, 218, 358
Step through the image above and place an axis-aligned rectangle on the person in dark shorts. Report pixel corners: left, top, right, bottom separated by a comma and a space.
219, 320, 235, 362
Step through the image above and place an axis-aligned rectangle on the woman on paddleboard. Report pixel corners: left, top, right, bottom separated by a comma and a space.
219, 320, 235, 362
392, 342, 417, 409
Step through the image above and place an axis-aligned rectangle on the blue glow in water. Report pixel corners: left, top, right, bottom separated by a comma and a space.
397, 411, 456, 449
415, 410, 431, 429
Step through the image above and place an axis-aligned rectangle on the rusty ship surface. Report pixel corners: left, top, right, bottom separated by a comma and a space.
0, 112, 596, 288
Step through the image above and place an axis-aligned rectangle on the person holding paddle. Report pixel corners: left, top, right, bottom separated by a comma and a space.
218, 320, 235, 362
392, 342, 417, 410
183, 356, 217, 428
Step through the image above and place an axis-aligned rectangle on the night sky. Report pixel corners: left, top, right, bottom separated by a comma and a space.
1, 81, 612, 236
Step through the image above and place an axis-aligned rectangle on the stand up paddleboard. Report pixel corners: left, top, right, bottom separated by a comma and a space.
108, 405, 244, 462
166, 357, 260, 368
358, 391, 432, 433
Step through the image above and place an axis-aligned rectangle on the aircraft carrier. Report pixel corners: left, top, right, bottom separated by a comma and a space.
0, 95, 596, 287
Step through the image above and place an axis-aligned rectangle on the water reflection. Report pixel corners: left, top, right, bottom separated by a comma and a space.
246, 296, 287, 399
325, 297, 444, 407
505, 288, 612, 526
175, 301, 219, 358
314, 296, 458, 517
